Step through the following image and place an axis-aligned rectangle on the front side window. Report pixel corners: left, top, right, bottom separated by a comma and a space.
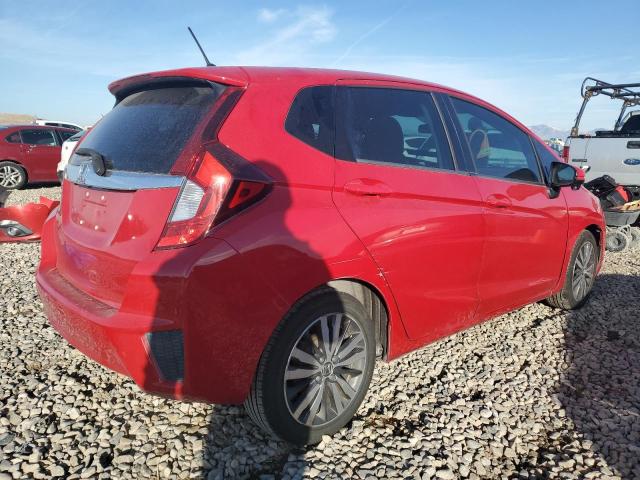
20, 129, 57, 146
336, 87, 454, 171
285, 86, 335, 156
450, 97, 541, 183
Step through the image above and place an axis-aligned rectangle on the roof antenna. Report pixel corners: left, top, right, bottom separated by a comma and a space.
187, 26, 215, 67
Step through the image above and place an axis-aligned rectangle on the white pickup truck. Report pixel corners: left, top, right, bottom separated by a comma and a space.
565, 78, 640, 196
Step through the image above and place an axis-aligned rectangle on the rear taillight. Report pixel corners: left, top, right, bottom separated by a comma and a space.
156, 145, 270, 249
562, 145, 570, 162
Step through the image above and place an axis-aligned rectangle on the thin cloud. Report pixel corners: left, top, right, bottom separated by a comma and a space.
333, 3, 409, 67
258, 8, 286, 23
236, 6, 336, 65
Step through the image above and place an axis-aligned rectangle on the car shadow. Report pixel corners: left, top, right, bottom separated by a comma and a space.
557, 272, 640, 479
24, 182, 60, 190
143, 159, 340, 477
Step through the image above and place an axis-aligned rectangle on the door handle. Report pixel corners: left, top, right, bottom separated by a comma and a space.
485, 194, 512, 208
343, 179, 393, 196
627, 141, 640, 149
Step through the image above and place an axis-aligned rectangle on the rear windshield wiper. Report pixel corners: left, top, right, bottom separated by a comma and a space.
75, 148, 110, 176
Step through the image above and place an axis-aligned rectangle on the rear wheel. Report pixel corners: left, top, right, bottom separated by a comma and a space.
546, 230, 598, 310
245, 289, 376, 445
0, 162, 27, 189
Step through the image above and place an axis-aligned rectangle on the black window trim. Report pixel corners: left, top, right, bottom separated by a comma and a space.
529, 136, 549, 185
433, 92, 473, 174
333, 84, 459, 175
444, 94, 546, 187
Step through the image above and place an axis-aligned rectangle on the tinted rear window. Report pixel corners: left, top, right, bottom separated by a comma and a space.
285, 86, 335, 156
78, 84, 224, 174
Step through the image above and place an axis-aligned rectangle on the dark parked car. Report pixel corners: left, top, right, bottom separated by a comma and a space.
0, 125, 76, 189
38, 66, 605, 445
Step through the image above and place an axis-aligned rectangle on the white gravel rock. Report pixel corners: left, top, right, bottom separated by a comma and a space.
1, 186, 639, 478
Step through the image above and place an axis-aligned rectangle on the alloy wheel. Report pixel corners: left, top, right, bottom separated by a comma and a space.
0, 165, 22, 188
284, 313, 368, 427
572, 241, 596, 301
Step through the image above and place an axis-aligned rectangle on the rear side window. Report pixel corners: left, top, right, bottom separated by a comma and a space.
533, 139, 560, 181
5, 132, 21, 143
335, 87, 454, 171
78, 84, 224, 174
58, 130, 76, 141
450, 97, 541, 183
20, 129, 57, 146
285, 86, 335, 156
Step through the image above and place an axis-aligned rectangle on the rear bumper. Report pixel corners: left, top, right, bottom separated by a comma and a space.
37, 266, 186, 399
37, 217, 287, 404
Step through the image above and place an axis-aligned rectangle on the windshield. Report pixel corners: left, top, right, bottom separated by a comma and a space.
77, 83, 225, 174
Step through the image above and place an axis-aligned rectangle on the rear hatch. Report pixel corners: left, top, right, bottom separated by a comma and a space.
56, 80, 232, 307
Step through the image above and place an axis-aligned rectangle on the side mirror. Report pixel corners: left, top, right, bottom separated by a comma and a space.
550, 161, 583, 190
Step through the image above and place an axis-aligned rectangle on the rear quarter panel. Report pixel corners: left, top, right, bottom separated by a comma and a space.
213, 78, 411, 360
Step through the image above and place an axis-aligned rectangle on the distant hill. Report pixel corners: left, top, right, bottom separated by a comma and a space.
529, 124, 570, 140
0, 112, 36, 125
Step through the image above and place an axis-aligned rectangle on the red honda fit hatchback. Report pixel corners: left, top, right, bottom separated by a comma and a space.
37, 66, 605, 445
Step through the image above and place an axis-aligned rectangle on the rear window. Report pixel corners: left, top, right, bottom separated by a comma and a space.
78, 84, 224, 174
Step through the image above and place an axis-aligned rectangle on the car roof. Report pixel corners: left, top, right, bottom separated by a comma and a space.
0, 124, 79, 134
37, 120, 82, 126
109, 65, 466, 95
108, 65, 554, 149
108, 66, 534, 135
1, 124, 76, 130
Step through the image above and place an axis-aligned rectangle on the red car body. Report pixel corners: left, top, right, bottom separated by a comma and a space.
0, 125, 77, 186
37, 67, 605, 405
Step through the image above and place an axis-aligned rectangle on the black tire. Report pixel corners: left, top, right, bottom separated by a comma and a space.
546, 230, 598, 310
606, 230, 628, 252
245, 288, 376, 445
0, 161, 27, 190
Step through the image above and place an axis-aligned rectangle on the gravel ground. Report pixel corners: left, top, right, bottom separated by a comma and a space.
1, 186, 639, 480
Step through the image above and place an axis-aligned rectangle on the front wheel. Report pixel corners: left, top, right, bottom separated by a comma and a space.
245, 289, 376, 445
546, 230, 598, 310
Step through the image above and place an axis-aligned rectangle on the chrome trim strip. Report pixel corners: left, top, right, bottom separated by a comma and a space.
65, 162, 185, 190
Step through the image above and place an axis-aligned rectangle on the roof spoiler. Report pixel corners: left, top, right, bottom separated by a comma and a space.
108, 67, 248, 101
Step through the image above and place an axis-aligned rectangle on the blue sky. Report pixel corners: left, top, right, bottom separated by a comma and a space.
1, 0, 638, 130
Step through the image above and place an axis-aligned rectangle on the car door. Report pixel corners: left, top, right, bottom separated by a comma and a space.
445, 96, 569, 317
19, 128, 61, 181
332, 81, 485, 342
